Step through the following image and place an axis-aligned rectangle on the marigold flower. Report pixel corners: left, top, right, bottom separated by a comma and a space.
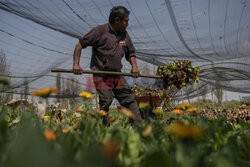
176, 102, 192, 110
204, 103, 212, 106
186, 107, 199, 113
101, 140, 119, 158
167, 122, 203, 139
50, 87, 59, 93
139, 102, 150, 110
44, 129, 56, 141
43, 115, 50, 119
153, 109, 164, 115
62, 129, 69, 134
240, 104, 247, 109
142, 124, 152, 137
100, 110, 107, 116
76, 106, 83, 112
241, 104, 246, 107
31, 87, 58, 98
79, 91, 93, 99
120, 108, 135, 120
173, 109, 183, 114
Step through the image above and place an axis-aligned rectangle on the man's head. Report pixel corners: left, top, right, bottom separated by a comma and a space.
109, 6, 130, 33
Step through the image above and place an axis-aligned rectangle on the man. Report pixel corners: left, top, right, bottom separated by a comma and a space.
73, 6, 142, 126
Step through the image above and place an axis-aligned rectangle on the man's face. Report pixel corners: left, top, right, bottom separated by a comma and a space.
116, 14, 129, 32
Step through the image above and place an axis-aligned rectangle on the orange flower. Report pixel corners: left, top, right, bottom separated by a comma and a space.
62, 129, 69, 134
167, 122, 203, 139
50, 87, 59, 93
186, 108, 199, 113
31, 87, 58, 98
176, 103, 192, 110
76, 106, 83, 112
44, 129, 56, 141
173, 109, 183, 114
120, 108, 135, 120
101, 140, 119, 158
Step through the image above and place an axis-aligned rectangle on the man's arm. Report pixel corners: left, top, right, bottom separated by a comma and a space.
129, 57, 140, 77
73, 42, 83, 74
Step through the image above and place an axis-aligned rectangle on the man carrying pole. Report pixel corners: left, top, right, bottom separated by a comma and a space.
73, 6, 142, 126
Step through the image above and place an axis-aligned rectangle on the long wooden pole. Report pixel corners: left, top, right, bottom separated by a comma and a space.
51, 68, 161, 79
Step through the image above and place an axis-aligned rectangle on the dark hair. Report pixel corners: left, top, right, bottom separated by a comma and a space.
109, 6, 130, 24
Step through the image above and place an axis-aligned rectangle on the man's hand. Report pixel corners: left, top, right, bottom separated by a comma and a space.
129, 57, 140, 78
131, 65, 140, 77
73, 64, 83, 75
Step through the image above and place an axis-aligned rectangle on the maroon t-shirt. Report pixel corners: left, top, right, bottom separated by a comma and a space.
79, 23, 136, 72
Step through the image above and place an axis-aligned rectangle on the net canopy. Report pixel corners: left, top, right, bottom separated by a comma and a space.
0, 0, 249, 100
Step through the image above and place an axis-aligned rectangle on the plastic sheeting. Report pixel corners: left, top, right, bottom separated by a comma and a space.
0, 0, 249, 99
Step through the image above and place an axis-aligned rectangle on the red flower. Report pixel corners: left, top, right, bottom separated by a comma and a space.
117, 105, 126, 110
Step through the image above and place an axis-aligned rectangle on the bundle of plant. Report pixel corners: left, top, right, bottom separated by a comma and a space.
131, 83, 165, 97
157, 59, 200, 89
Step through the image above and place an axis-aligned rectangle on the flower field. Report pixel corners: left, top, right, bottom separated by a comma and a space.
0, 99, 249, 167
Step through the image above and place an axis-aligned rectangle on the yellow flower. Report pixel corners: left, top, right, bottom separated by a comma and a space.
142, 124, 152, 137
173, 109, 183, 114
153, 109, 164, 115
100, 110, 107, 116
167, 122, 203, 139
139, 102, 150, 110
62, 129, 69, 134
79, 91, 93, 99
176, 103, 192, 110
31, 87, 58, 98
186, 107, 199, 113
240, 104, 246, 109
204, 103, 212, 106
44, 129, 56, 141
43, 115, 50, 119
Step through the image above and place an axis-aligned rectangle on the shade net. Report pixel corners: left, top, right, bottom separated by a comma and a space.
0, 0, 249, 100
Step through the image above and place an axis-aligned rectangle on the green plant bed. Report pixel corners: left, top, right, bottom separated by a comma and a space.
0, 102, 249, 167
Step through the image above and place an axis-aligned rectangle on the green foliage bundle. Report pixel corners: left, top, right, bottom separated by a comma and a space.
131, 83, 165, 97
157, 60, 200, 89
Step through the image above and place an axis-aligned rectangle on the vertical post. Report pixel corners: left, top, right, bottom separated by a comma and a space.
95, 90, 99, 110
181, 88, 184, 104
211, 85, 214, 103
196, 83, 200, 107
